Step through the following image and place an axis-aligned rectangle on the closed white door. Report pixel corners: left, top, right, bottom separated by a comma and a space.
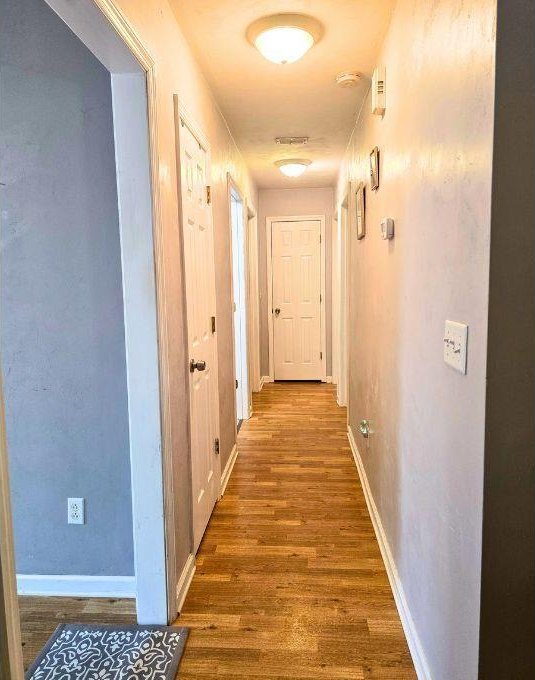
272, 219, 323, 380
177, 114, 220, 552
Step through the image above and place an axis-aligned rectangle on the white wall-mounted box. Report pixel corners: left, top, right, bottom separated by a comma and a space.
372, 66, 386, 115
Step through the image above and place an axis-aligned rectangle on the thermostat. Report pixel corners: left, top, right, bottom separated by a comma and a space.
380, 217, 394, 239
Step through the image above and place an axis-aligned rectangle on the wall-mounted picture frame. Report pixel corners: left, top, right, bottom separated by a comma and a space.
356, 182, 366, 239
370, 146, 380, 191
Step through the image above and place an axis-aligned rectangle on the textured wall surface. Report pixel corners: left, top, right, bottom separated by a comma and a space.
258, 187, 334, 377
0, 0, 133, 575
337, 0, 496, 677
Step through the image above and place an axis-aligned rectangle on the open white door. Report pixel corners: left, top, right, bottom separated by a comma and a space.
175, 102, 220, 552
270, 218, 324, 381
229, 182, 250, 423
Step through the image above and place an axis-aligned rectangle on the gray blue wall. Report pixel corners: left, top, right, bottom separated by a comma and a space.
0, 0, 134, 576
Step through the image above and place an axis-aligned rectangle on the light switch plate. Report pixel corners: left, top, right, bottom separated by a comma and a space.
444, 321, 468, 374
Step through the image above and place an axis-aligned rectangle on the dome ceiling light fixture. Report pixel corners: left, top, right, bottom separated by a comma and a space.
246, 14, 323, 65
275, 159, 312, 178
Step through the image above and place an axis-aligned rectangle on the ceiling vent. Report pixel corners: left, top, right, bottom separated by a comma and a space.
335, 72, 361, 88
275, 136, 309, 146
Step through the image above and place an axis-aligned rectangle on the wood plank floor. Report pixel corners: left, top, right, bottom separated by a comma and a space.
18, 383, 415, 678
176, 382, 416, 679
19, 596, 136, 670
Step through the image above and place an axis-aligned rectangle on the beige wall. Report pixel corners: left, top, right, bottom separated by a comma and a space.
110, 0, 257, 573
258, 187, 334, 378
337, 0, 496, 678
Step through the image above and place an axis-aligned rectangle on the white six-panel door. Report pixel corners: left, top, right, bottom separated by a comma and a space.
176, 112, 220, 552
271, 219, 323, 380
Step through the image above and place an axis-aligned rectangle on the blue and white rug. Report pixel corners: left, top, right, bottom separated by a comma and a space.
26, 624, 189, 680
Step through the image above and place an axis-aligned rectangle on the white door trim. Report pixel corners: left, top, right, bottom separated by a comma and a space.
34, 0, 170, 626
1, 3, 171, 673
228, 175, 251, 422
266, 215, 327, 382
335, 189, 350, 408
0, 374, 24, 680
246, 205, 261, 394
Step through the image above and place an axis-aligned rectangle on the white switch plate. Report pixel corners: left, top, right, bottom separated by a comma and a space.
444, 321, 468, 374
67, 497, 85, 525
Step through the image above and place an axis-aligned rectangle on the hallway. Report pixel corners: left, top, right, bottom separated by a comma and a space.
177, 382, 416, 679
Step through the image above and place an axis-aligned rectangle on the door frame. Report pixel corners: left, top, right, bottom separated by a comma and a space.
266, 214, 327, 382
174, 97, 222, 551
246, 204, 261, 396
228, 175, 251, 423
0, 4, 173, 665
0, 375, 24, 679
335, 188, 350, 408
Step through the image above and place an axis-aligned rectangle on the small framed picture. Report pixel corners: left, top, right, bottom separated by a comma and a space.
370, 146, 380, 191
355, 182, 366, 239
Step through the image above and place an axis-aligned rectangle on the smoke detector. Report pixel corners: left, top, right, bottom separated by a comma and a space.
336, 72, 361, 88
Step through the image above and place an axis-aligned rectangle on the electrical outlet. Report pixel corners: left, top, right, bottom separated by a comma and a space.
67, 497, 85, 525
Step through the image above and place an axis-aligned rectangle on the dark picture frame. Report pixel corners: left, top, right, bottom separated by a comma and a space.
370, 146, 380, 191
356, 182, 366, 239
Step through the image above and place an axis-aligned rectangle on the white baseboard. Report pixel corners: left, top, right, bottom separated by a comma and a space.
260, 376, 273, 390
16, 574, 136, 598
325, 375, 333, 384
347, 426, 432, 680
176, 553, 196, 613
220, 443, 238, 497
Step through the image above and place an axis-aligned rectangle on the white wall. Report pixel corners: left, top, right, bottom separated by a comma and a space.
1, 0, 133, 577
258, 187, 334, 377
337, 0, 496, 678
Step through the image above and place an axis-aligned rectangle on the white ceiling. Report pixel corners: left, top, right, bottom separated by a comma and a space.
170, 1, 395, 189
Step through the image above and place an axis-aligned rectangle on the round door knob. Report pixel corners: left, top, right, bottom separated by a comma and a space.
190, 359, 207, 372
274, 308, 281, 316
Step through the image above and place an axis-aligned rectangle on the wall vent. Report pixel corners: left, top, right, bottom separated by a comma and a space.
275, 136, 309, 146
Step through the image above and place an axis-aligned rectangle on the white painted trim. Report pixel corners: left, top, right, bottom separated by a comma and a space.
247, 207, 261, 394
334, 190, 350, 408
44, 0, 171, 626
0, 374, 24, 680
259, 375, 273, 391
220, 444, 239, 497
229, 176, 251, 424
325, 375, 333, 384
16, 574, 136, 599
266, 215, 327, 382
347, 426, 432, 680
176, 554, 196, 613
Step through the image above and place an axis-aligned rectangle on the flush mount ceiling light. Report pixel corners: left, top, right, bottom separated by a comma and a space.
275, 159, 312, 177
246, 14, 323, 65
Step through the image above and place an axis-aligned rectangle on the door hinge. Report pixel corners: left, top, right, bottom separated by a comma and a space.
206, 185, 212, 205
236, 379, 238, 389
320, 293, 322, 303
320, 351, 323, 360
211, 315, 216, 333
214, 438, 220, 455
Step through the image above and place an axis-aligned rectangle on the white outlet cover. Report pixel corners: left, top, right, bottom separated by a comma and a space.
444, 320, 468, 374
68, 497, 85, 525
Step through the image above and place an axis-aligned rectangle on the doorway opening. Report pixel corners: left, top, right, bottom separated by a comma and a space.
0, 0, 170, 674
229, 178, 250, 426
334, 190, 350, 408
